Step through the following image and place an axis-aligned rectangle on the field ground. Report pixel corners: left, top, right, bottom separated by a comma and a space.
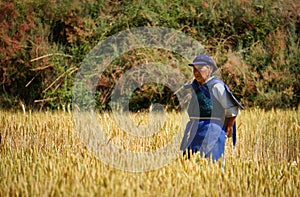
0, 108, 299, 196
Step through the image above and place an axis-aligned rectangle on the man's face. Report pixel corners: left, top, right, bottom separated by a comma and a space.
193, 65, 212, 84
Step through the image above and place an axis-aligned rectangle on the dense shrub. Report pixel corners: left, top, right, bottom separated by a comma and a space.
0, 0, 299, 110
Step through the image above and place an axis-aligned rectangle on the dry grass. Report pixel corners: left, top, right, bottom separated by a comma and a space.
0, 108, 299, 196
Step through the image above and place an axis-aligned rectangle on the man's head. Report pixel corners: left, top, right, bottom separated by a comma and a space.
188, 54, 218, 72
189, 54, 218, 84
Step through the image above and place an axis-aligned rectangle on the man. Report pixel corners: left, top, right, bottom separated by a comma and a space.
180, 54, 244, 161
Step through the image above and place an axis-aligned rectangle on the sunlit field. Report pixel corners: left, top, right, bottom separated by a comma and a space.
1, 108, 299, 196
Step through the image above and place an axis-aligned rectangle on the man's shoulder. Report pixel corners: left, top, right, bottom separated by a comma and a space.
206, 77, 224, 86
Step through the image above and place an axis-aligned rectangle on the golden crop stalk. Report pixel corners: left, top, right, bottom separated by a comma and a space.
0, 108, 299, 196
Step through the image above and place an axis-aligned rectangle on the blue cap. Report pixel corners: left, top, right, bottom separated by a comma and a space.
188, 54, 218, 72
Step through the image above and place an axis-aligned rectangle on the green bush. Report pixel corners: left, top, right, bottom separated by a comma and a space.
0, 0, 299, 110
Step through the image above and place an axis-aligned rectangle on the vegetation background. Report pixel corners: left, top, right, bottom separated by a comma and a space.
0, 0, 299, 110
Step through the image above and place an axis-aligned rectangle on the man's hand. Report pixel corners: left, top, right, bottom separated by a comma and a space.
226, 127, 233, 138
224, 116, 236, 138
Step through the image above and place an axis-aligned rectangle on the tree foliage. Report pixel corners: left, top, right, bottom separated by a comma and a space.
0, 0, 299, 110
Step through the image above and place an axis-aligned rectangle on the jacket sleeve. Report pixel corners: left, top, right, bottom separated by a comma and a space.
211, 83, 242, 117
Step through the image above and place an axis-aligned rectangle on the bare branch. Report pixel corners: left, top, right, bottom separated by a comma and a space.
30, 53, 72, 63
34, 97, 57, 103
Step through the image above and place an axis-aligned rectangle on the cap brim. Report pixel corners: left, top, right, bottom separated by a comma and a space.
188, 61, 208, 66
188, 62, 218, 72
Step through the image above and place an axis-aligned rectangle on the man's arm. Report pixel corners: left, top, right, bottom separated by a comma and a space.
212, 83, 239, 137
